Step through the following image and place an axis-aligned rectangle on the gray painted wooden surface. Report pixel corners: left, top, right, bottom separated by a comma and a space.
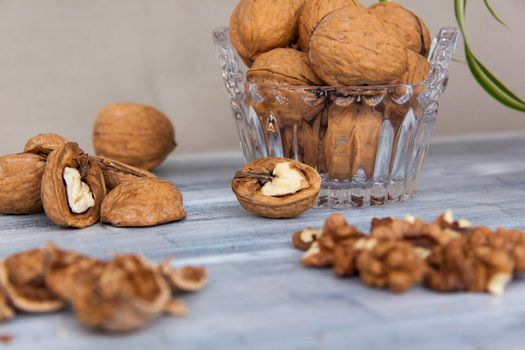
0, 133, 524, 350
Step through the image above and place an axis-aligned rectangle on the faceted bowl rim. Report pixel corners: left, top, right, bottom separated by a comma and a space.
213, 26, 459, 92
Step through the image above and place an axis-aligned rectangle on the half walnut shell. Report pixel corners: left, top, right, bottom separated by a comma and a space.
24, 133, 69, 156
0, 249, 64, 313
100, 178, 186, 227
160, 264, 208, 293
41, 142, 106, 228
92, 156, 157, 191
232, 158, 321, 219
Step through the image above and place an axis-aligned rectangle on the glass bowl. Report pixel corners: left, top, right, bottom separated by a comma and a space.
213, 27, 459, 208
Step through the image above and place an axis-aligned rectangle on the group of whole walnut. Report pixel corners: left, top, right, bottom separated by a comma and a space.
293, 211, 525, 295
0, 102, 185, 228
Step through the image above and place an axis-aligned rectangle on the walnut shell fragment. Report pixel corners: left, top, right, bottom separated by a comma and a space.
232, 158, 321, 219
230, 0, 305, 66
369, 2, 431, 57
41, 143, 106, 228
44, 245, 171, 332
24, 133, 69, 156
93, 103, 176, 171
0, 249, 64, 313
161, 264, 208, 293
93, 156, 157, 191
247, 48, 325, 126
0, 153, 46, 214
0, 290, 15, 322
101, 178, 186, 227
298, 0, 361, 52
309, 6, 407, 86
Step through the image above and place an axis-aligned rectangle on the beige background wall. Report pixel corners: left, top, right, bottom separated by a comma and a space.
0, 0, 524, 156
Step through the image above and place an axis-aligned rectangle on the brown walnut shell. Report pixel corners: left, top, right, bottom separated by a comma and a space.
298, 0, 361, 52
93, 103, 176, 171
232, 158, 321, 219
44, 244, 171, 332
160, 264, 208, 293
324, 104, 382, 180
41, 143, 106, 228
369, 2, 431, 57
24, 133, 69, 156
0, 153, 46, 214
100, 178, 186, 227
92, 156, 157, 191
230, 0, 305, 66
309, 6, 408, 86
247, 48, 325, 127
0, 249, 64, 313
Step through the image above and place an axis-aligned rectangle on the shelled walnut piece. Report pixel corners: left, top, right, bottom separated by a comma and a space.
232, 158, 321, 219
0, 244, 208, 332
293, 211, 525, 295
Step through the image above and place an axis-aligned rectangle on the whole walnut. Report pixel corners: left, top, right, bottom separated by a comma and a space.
93, 103, 176, 171
230, 0, 305, 66
309, 6, 408, 86
0, 153, 46, 214
324, 103, 382, 180
298, 0, 361, 52
369, 2, 431, 57
247, 48, 325, 126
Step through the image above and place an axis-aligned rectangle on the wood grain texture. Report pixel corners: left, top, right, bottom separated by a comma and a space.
0, 134, 524, 350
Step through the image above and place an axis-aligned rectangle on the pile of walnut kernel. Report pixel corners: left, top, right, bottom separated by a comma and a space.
0, 243, 207, 332
293, 211, 525, 295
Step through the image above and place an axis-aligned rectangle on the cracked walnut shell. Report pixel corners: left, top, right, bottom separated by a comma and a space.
161, 264, 208, 293
232, 158, 321, 219
93, 103, 176, 171
0, 249, 64, 313
298, 0, 361, 52
230, 0, 305, 66
0, 153, 46, 215
41, 143, 106, 228
369, 2, 431, 57
44, 245, 171, 332
93, 156, 157, 191
23, 133, 69, 157
357, 239, 426, 293
101, 178, 186, 227
309, 6, 407, 86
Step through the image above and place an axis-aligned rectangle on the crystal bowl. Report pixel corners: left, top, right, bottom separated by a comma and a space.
213, 27, 459, 208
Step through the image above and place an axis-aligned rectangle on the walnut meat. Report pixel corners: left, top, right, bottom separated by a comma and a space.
24, 133, 69, 156
0, 153, 46, 214
101, 178, 186, 227
247, 48, 325, 127
232, 158, 321, 219
298, 0, 361, 52
0, 249, 64, 313
357, 239, 426, 293
309, 7, 407, 86
230, 0, 305, 66
324, 104, 382, 180
92, 156, 157, 191
292, 227, 322, 251
369, 2, 431, 57
425, 230, 515, 296
93, 103, 176, 171
41, 143, 106, 228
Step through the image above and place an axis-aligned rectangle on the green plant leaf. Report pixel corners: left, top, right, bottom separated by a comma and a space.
483, 0, 508, 27
455, 0, 525, 112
